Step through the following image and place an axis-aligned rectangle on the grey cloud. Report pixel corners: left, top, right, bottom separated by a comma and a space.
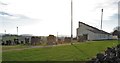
14, 14, 31, 19
0, 11, 33, 20
0, 11, 39, 29
112, 1, 118, 5
94, 0, 119, 9
0, 1, 7, 5
0, 15, 35, 30
104, 13, 118, 29
0, 12, 13, 16
109, 13, 118, 20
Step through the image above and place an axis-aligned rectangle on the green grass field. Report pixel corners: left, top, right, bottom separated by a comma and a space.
2, 40, 119, 61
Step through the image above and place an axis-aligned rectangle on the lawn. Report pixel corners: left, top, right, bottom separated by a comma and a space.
2, 40, 119, 61
2, 45, 30, 50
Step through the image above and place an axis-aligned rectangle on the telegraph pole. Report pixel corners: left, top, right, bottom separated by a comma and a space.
4, 30, 6, 34
71, 0, 73, 42
17, 27, 18, 35
101, 9, 103, 30
56, 32, 58, 42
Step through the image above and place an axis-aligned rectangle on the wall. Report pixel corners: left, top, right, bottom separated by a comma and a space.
77, 22, 96, 40
77, 22, 112, 41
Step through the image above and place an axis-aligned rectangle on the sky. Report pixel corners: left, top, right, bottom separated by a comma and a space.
0, 0, 119, 37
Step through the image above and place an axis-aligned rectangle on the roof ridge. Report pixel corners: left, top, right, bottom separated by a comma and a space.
79, 21, 111, 34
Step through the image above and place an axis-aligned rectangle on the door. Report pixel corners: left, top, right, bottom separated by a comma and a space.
83, 34, 88, 40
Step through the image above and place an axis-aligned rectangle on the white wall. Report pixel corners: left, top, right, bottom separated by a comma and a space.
77, 22, 113, 40
77, 23, 96, 40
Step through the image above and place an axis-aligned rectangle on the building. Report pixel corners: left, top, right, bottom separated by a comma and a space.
2, 34, 19, 45
47, 35, 57, 45
1, 34, 41, 45
112, 30, 120, 40
77, 22, 112, 41
19, 35, 32, 44
40, 36, 47, 43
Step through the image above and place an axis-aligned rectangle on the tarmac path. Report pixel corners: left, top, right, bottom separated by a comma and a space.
2, 43, 73, 52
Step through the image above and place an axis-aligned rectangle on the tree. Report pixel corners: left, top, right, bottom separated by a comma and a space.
112, 26, 120, 38
112, 30, 120, 36
113, 26, 120, 31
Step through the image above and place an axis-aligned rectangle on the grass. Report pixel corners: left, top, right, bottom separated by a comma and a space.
2, 45, 30, 50
2, 40, 119, 61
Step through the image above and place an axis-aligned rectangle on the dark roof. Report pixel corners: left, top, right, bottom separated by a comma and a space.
79, 21, 111, 35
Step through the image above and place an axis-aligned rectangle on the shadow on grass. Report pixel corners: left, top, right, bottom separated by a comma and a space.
71, 44, 89, 57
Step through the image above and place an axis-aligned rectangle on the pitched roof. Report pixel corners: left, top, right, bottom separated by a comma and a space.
79, 21, 111, 35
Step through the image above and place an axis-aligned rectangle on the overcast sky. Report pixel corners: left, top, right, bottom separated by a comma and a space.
0, 0, 119, 37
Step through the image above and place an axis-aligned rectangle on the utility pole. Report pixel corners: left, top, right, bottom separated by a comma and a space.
17, 27, 18, 35
71, 0, 73, 42
4, 30, 6, 34
101, 9, 103, 30
56, 32, 58, 42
